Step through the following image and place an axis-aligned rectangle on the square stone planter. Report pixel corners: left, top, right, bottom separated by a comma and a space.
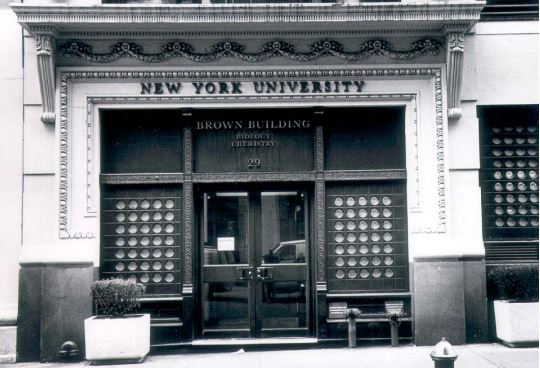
493, 300, 539, 346
84, 314, 150, 362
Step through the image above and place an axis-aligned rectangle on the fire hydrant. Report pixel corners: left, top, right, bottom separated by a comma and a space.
430, 337, 458, 368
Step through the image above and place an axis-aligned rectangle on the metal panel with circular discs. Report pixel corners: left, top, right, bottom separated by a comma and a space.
101, 185, 182, 295
326, 182, 408, 292
481, 121, 539, 240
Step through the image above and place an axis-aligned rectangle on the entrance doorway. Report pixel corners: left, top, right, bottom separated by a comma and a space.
198, 190, 310, 338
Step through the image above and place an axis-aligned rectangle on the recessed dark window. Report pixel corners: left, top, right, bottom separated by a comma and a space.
324, 107, 406, 171
101, 109, 184, 174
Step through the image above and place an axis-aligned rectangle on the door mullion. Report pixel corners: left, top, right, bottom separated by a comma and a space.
248, 192, 262, 337
249, 192, 262, 337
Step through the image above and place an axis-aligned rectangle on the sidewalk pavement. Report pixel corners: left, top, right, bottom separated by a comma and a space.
8, 343, 538, 368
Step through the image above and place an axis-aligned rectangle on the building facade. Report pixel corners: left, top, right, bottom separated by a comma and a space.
0, 0, 537, 362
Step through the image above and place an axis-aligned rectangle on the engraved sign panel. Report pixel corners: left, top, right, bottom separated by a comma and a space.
193, 108, 314, 173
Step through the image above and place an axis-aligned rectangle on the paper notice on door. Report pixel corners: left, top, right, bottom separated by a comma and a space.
217, 237, 235, 251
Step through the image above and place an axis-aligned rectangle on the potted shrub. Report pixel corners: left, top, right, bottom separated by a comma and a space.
487, 264, 539, 346
85, 279, 149, 362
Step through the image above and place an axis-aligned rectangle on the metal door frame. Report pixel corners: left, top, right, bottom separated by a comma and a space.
194, 184, 314, 339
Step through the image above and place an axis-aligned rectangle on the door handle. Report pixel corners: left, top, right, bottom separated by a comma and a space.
256, 266, 274, 281
236, 266, 253, 280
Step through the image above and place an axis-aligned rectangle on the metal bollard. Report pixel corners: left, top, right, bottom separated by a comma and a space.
430, 337, 458, 368
384, 300, 404, 347
346, 308, 361, 348
389, 317, 399, 347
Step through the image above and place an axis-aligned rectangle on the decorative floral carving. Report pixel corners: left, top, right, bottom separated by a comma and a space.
323, 170, 407, 181
316, 180, 326, 282
36, 34, 53, 56
447, 32, 465, 53
183, 127, 193, 174
192, 172, 316, 182
100, 174, 183, 184
434, 70, 447, 232
183, 178, 193, 287
61, 39, 443, 63
315, 126, 324, 173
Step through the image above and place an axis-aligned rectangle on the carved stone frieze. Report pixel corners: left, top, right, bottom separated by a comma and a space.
61, 39, 443, 64
36, 34, 56, 124
434, 70, 447, 231
323, 170, 407, 181
61, 68, 440, 80
100, 173, 184, 185
192, 172, 316, 183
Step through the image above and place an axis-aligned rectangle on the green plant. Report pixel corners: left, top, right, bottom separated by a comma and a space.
487, 264, 539, 302
92, 279, 145, 317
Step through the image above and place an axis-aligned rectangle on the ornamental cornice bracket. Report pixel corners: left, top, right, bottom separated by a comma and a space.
35, 32, 56, 124
444, 29, 465, 120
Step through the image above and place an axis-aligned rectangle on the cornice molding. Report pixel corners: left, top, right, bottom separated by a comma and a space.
12, 2, 485, 35
56, 29, 446, 40
61, 39, 443, 63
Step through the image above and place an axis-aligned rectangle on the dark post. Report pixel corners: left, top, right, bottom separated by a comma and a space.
346, 308, 361, 348
384, 300, 404, 347
389, 318, 399, 347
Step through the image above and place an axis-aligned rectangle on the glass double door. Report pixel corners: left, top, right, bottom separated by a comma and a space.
199, 190, 310, 338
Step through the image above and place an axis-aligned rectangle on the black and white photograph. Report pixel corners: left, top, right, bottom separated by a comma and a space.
0, 0, 537, 367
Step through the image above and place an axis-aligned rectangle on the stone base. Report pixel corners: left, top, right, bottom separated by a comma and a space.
413, 256, 488, 346
0, 326, 17, 363
17, 263, 93, 362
